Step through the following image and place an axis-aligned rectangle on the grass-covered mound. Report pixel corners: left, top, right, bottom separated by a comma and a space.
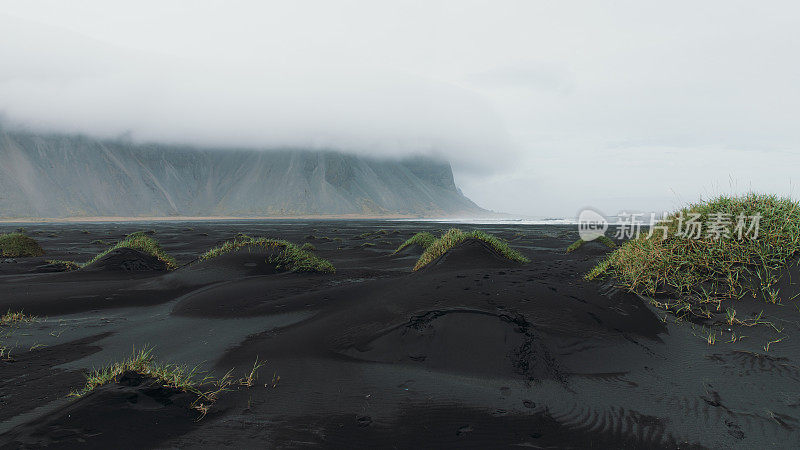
71, 347, 203, 398
566, 235, 616, 253
0, 233, 44, 257
83, 232, 177, 270
45, 259, 82, 271
1, 310, 36, 327
393, 232, 436, 254
413, 228, 530, 271
71, 347, 265, 419
587, 194, 800, 314
199, 235, 335, 273
355, 229, 395, 240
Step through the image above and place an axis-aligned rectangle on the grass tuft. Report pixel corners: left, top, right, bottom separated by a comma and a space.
413, 228, 530, 271
355, 229, 391, 240
0, 233, 45, 257
45, 259, 82, 271
71, 347, 199, 398
83, 232, 178, 270
71, 346, 264, 420
239, 357, 265, 387
0, 310, 36, 327
199, 235, 335, 273
393, 232, 436, 254
566, 235, 616, 253
587, 194, 800, 314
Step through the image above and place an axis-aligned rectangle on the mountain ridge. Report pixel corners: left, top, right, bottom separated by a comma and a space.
0, 131, 486, 219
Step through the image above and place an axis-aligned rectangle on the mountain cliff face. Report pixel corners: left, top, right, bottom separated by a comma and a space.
0, 131, 484, 218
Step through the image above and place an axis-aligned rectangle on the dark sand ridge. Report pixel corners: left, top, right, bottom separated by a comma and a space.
0, 221, 799, 448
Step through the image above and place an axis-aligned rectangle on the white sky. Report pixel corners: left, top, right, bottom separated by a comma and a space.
1, 1, 799, 217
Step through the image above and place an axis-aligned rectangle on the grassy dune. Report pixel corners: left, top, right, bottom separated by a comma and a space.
393, 232, 436, 254
71, 347, 265, 419
45, 259, 82, 271
84, 232, 178, 270
566, 235, 616, 253
0, 233, 45, 257
587, 194, 800, 314
199, 235, 335, 273
71, 347, 203, 398
44, 232, 176, 270
413, 228, 530, 271
0, 310, 36, 327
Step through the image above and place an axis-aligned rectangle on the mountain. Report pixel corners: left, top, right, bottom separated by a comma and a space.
0, 131, 485, 218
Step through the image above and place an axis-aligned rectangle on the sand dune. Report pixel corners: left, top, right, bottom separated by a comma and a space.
1, 221, 798, 448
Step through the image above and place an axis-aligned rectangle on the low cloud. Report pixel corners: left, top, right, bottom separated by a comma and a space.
2, 1, 800, 217
0, 14, 512, 173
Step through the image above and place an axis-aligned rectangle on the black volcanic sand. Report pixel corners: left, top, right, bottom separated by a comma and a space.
1, 221, 799, 448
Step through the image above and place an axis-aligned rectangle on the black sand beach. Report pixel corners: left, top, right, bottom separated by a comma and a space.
1, 221, 799, 448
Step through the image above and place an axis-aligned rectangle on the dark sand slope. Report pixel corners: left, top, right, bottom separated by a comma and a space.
5, 371, 202, 449
1, 222, 799, 448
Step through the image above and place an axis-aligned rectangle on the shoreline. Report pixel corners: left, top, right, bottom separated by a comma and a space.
0, 214, 542, 225
0, 214, 424, 224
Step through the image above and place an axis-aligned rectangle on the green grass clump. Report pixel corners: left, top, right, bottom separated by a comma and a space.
413, 228, 530, 271
393, 232, 436, 254
566, 235, 616, 253
0, 233, 45, 257
587, 194, 800, 312
199, 235, 335, 273
566, 239, 584, 253
355, 229, 390, 240
0, 310, 36, 327
45, 259, 81, 271
71, 347, 201, 398
83, 232, 177, 270
71, 346, 265, 419
269, 242, 335, 273
300, 242, 316, 251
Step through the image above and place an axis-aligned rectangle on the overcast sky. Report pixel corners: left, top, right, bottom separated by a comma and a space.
1, 1, 799, 217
